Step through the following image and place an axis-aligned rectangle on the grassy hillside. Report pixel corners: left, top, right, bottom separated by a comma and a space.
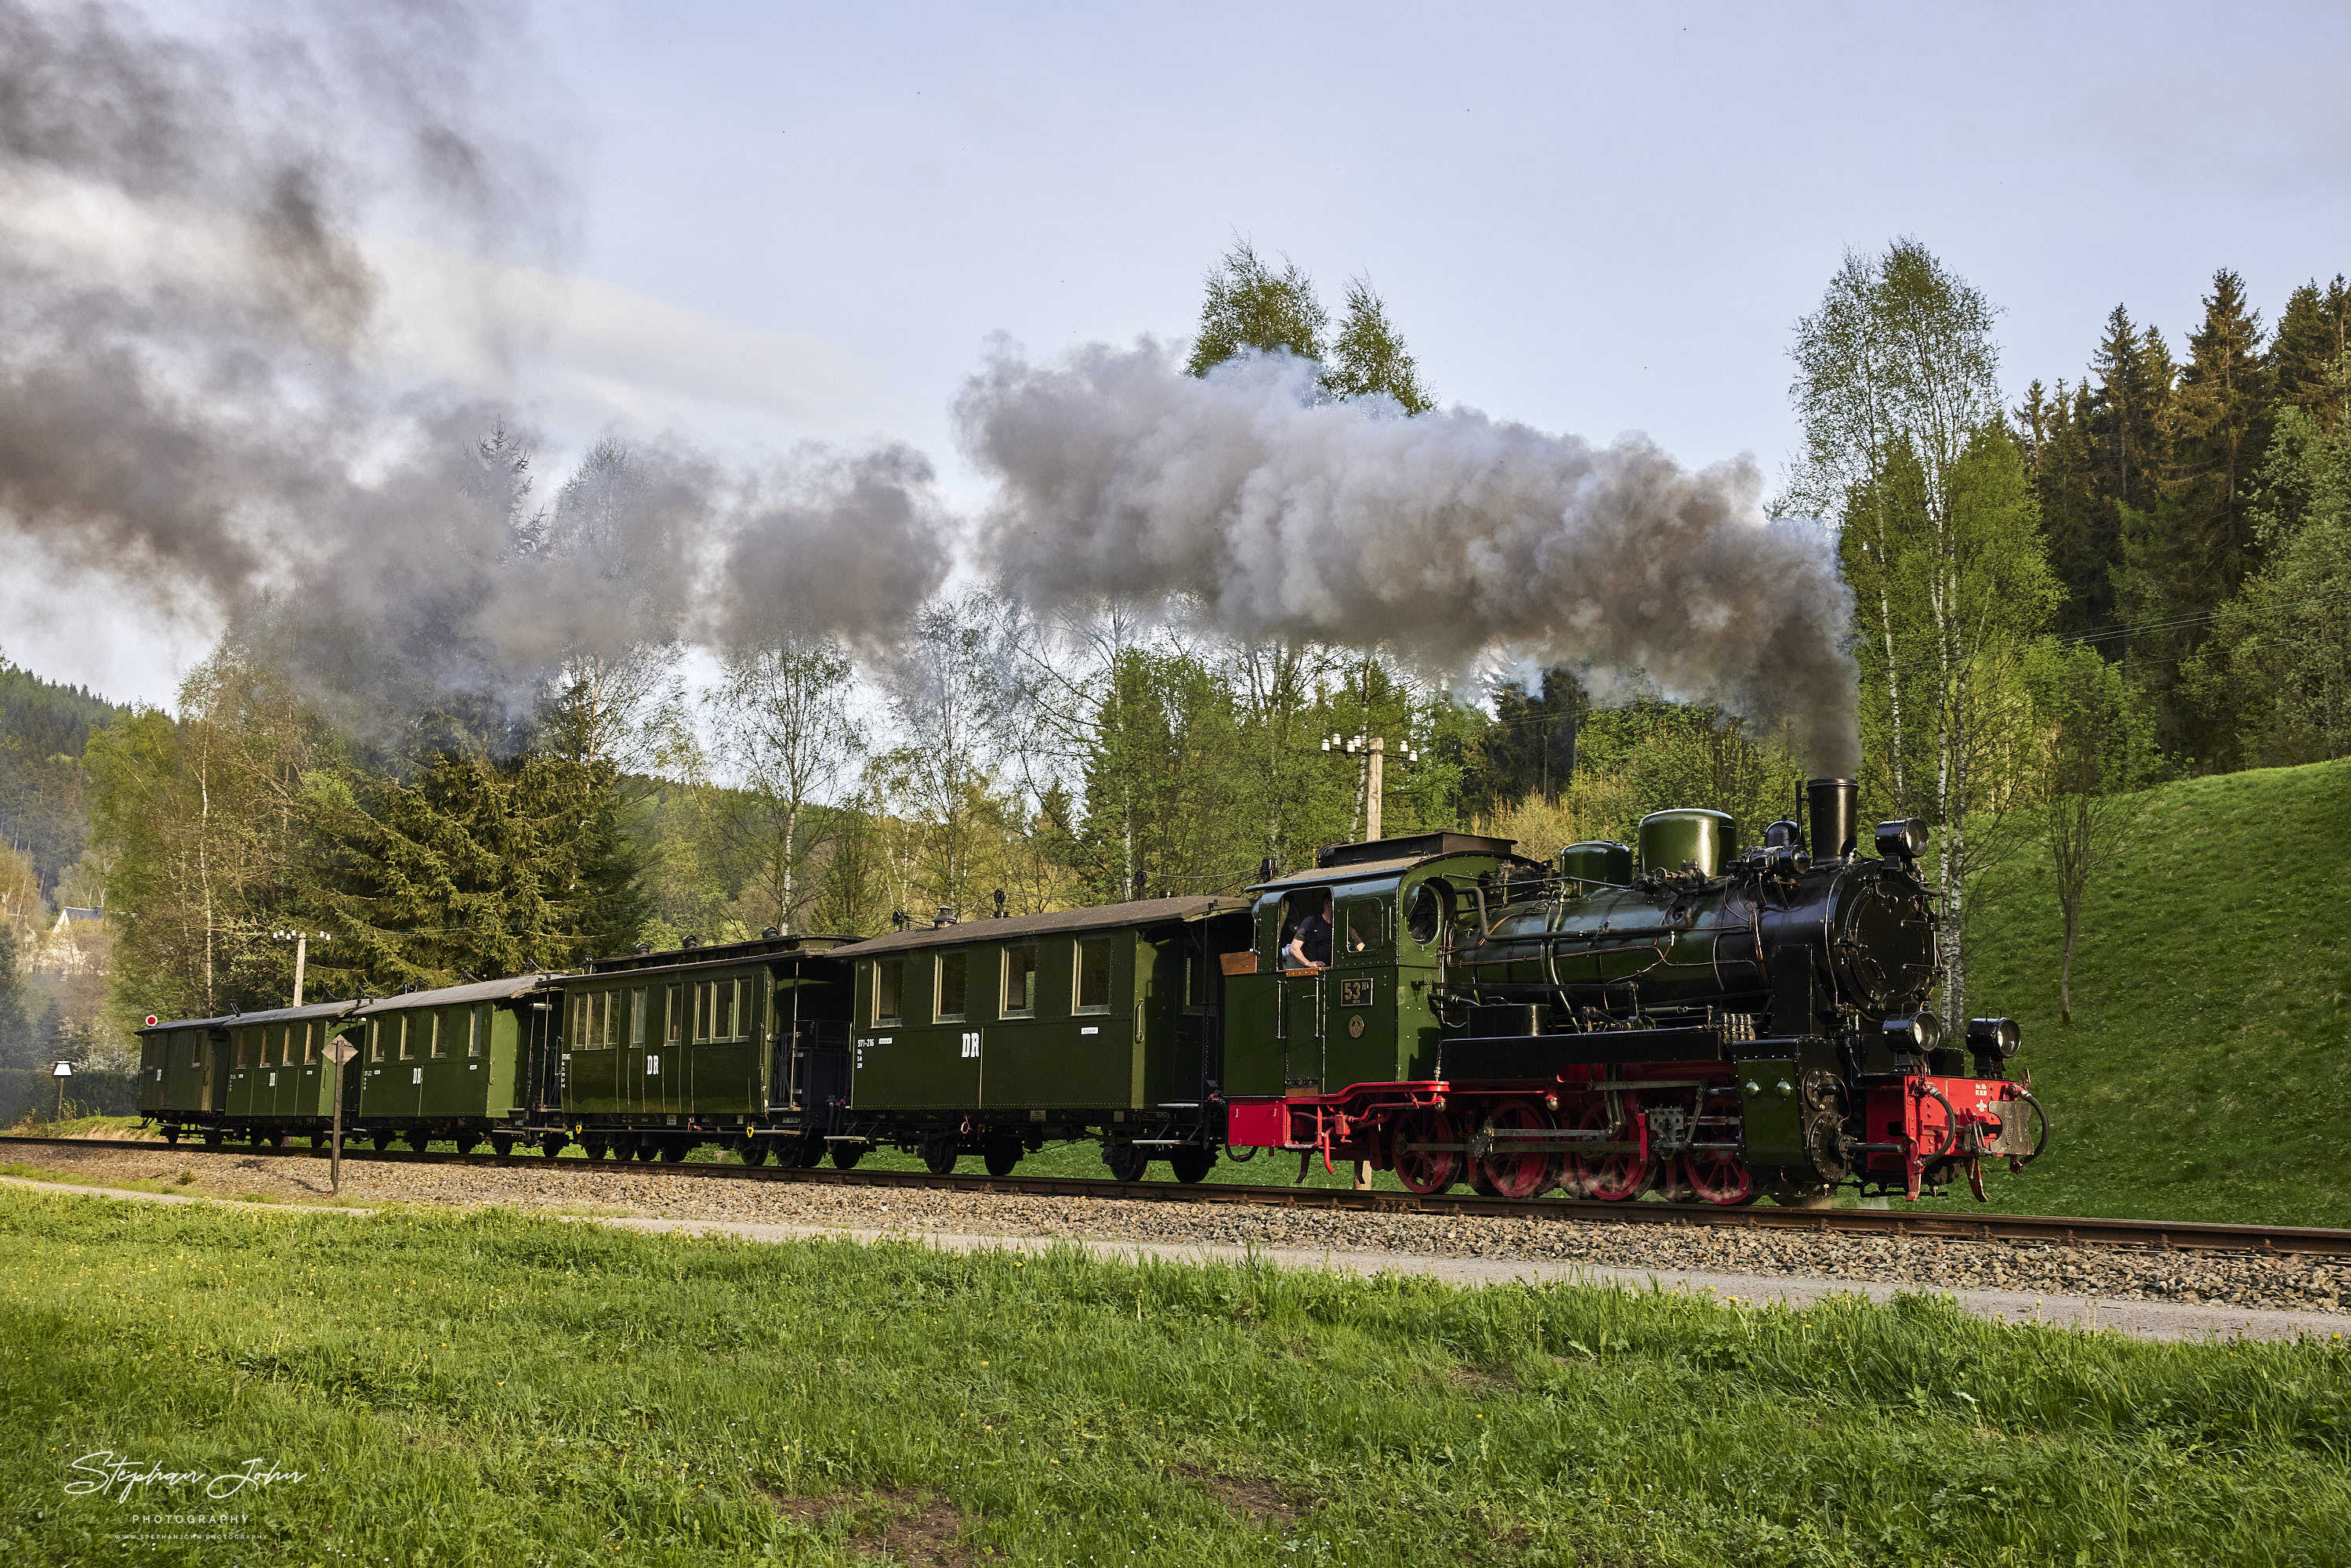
1947, 756, 2351, 1229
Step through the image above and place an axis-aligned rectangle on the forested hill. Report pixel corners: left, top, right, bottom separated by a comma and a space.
0, 661, 132, 894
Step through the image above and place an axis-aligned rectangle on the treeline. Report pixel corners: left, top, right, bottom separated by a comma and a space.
2015, 272, 2351, 769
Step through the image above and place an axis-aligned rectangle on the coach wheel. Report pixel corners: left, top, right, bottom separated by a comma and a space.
981, 1139, 1020, 1178
1568, 1099, 1648, 1203
403, 1129, 432, 1153
793, 1138, 827, 1169
537, 1132, 568, 1158
452, 1132, 482, 1156
581, 1135, 609, 1161
1391, 1107, 1459, 1196
922, 1137, 961, 1176
739, 1141, 770, 1167
830, 1143, 864, 1171
634, 1139, 661, 1162
660, 1139, 690, 1163
1477, 1101, 1559, 1200
258, 1128, 285, 1150
201, 1126, 223, 1150
372, 1132, 397, 1152
1102, 1141, 1148, 1183
1168, 1146, 1214, 1186
488, 1133, 515, 1158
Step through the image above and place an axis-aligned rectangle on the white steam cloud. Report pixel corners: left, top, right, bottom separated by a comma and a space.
957, 340, 1860, 773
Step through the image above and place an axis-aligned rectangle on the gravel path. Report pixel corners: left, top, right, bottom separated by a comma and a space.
15, 1142, 2348, 1320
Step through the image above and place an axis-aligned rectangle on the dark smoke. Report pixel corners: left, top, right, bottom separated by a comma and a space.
956, 340, 1860, 773
0, 0, 943, 744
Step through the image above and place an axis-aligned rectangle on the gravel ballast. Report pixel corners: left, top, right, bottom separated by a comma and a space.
14, 1141, 2347, 1317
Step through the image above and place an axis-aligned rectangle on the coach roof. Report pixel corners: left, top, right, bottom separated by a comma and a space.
842, 895, 1251, 958
350, 974, 565, 1015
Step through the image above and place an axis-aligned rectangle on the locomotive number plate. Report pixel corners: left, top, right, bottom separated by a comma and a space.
1339, 979, 1375, 1009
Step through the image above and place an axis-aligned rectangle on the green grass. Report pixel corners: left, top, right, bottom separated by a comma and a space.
1940, 756, 2351, 1229
4, 1184, 2348, 1566
3, 1114, 153, 1139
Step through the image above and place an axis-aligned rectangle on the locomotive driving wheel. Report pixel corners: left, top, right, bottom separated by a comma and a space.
1477, 1101, 1559, 1199
1685, 1149, 1756, 1205
1568, 1098, 1649, 1203
1391, 1107, 1460, 1195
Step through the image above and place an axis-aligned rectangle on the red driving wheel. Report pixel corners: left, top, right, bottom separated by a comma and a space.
1685, 1148, 1756, 1206
1392, 1107, 1460, 1195
1478, 1100, 1559, 1199
1568, 1097, 1649, 1202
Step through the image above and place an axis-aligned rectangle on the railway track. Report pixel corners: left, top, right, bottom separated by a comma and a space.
9, 1133, 2346, 1258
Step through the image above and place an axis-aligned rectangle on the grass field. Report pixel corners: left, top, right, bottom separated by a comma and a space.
3, 1182, 2348, 1567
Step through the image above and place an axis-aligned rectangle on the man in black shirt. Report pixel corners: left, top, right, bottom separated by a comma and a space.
1284, 890, 1333, 969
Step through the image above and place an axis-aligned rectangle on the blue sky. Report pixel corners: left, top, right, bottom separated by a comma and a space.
11, 0, 2351, 705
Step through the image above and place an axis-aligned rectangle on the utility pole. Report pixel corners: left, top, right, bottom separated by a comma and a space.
1323, 733, 1419, 842
271, 929, 328, 1006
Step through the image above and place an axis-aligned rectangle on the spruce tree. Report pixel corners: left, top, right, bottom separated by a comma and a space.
1320, 278, 1434, 413
2113, 273, 2272, 761
303, 749, 643, 994
2270, 276, 2351, 427
1184, 241, 1328, 378
2015, 378, 2108, 636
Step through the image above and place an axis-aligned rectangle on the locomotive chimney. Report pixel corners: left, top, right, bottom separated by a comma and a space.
1806, 777, 1858, 862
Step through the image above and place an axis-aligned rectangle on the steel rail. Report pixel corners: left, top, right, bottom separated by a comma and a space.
8, 1134, 2347, 1258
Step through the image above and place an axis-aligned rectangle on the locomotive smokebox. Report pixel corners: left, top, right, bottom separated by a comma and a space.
1806, 777, 1859, 861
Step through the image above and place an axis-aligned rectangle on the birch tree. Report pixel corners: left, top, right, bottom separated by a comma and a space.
1786, 242, 2059, 1023
711, 635, 862, 932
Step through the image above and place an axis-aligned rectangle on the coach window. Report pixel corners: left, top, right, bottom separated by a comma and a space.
258, 1027, 274, 1067
467, 1007, 484, 1058
304, 1022, 319, 1065
235, 1029, 252, 1068
368, 1022, 383, 1063
875, 959, 904, 1027
719, 978, 741, 1041
935, 952, 968, 1023
628, 990, 646, 1053
430, 1011, 447, 1059
1074, 936, 1112, 1015
190, 1033, 204, 1068
398, 1016, 416, 1060
1002, 942, 1038, 1018
665, 984, 683, 1045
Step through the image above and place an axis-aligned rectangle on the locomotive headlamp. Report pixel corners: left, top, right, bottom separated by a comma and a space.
1881, 1012, 1945, 1052
1875, 818, 1929, 862
1967, 1017, 2021, 1058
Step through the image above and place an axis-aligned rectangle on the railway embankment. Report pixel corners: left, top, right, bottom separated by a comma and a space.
13, 1139, 2344, 1316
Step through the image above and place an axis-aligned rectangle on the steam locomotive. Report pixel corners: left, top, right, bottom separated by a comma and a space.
137, 777, 2041, 1205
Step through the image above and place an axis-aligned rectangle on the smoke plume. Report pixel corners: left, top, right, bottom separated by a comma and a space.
0, 0, 944, 744
957, 340, 1860, 773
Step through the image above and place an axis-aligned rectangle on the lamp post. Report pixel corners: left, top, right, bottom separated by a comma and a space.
1320, 733, 1420, 842
50, 1059, 71, 1123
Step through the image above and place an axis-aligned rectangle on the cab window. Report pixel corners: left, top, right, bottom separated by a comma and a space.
1342, 898, 1384, 960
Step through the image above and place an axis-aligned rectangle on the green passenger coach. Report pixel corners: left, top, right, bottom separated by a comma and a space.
348, 976, 558, 1153
844, 896, 1255, 1180
552, 932, 857, 1165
